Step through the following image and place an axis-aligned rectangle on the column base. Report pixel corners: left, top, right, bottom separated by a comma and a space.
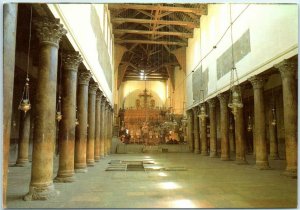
54, 176, 75, 183
221, 156, 230, 161
100, 155, 105, 158
283, 168, 297, 178
210, 151, 218, 158
87, 160, 95, 166
194, 150, 200, 154
15, 161, 29, 167
23, 183, 58, 201
95, 156, 100, 162
255, 161, 270, 170
75, 168, 88, 173
269, 154, 280, 160
201, 151, 208, 156
235, 159, 248, 165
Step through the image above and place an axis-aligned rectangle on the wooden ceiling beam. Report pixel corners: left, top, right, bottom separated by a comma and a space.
115, 39, 187, 46
108, 4, 207, 16
111, 18, 198, 28
113, 29, 193, 38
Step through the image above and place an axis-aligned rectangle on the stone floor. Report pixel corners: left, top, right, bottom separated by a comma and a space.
7, 152, 297, 208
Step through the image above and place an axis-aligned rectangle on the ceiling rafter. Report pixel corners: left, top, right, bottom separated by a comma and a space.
111, 18, 198, 28
108, 4, 207, 15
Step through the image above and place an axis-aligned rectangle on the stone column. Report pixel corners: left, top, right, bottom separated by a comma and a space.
199, 104, 208, 156
55, 51, 82, 182
16, 111, 31, 166
108, 106, 113, 154
100, 96, 106, 157
248, 76, 270, 169
24, 18, 67, 201
104, 101, 110, 156
75, 70, 91, 173
235, 107, 248, 164
229, 116, 235, 153
207, 99, 217, 157
192, 107, 200, 154
94, 90, 102, 161
275, 60, 297, 177
87, 81, 98, 166
217, 93, 230, 161
187, 110, 194, 152
268, 105, 279, 160
3, 4, 18, 206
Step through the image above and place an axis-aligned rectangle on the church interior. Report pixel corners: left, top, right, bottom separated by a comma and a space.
3, 2, 298, 208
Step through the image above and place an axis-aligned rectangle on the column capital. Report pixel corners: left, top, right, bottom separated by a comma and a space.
248, 75, 266, 89
274, 59, 297, 79
33, 17, 67, 47
96, 90, 103, 101
62, 51, 82, 71
78, 70, 91, 85
207, 98, 217, 108
192, 106, 199, 114
88, 82, 98, 94
217, 92, 229, 104
101, 96, 107, 105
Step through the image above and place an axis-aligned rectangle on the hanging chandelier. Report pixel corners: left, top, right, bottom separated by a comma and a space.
56, 52, 63, 122
247, 115, 252, 132
227, 4, 243, 118
75, 106, 79, 126
56, 96, 62, 122
229, 115, 234, 130
198, 90, 207, 122
18, 6, 33, 114
271, 89, 276, 126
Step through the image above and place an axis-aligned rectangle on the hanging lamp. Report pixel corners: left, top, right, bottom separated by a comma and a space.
247, 115, 253, 132
271, 89, 276, 126
18, 6, 33, 114
227, 4, 243, 118
56, 52, 63, 122
198, 90, 208, 122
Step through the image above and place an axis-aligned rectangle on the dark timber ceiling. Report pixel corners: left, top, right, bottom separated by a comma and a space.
108, 3, 207, 84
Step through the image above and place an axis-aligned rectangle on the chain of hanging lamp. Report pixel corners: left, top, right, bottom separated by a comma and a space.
18, 6, 33, 114
197, 20, 208, 123
228, 4, 243, 118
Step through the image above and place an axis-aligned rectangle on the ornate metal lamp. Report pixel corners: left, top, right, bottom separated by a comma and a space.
197, 90, 207, 122
18, 7, 32, 114
227, 5, 243, 118
56, 96, 62, 122
271, 89, 276, 126
75, 106, 79, 126
247, 115, 253, 132
56, 52, 63, 122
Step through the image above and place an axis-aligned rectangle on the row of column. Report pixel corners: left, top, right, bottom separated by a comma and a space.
6, 17, 114, 201
187, 59, 297, 177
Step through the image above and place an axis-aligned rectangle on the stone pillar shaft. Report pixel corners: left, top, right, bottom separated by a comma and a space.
218, 93, 230, 160
192, 107, 200, 154
249, 76, 269, 169
100, 97, 106, 157
199, 106, 208, 156
87, 82, 98, 166
268, 105, 279, 160
75, 70, 91, 172
25, 17, 66, 201
16, 111, 31, 166
208, 99, 217, 157
275, 60, 297, 177
94, 91, 102, 161
235, 108, 247, 164
3, 4, 18, 207
187, 111, 194, 152
55, 51, 82, 182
